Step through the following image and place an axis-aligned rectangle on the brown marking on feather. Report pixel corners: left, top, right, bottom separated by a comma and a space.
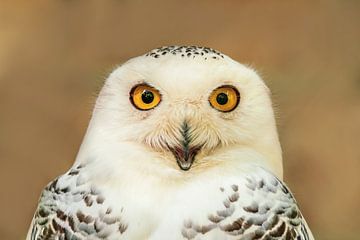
223, 199, 231, 208
84, 215, 94, 224
38, 208, 49, 217
280, 183, 290, 194
228, 192, 239, 202
68, 216, 75, 231
53, 219, 65, 234
231, 184, 238, 192
286, 208, 298, 219
264, 215, 279, 230
217, 206, 235, 218
194, 224, 215, 234
96, 195, 105, 204
285, 228, 292, 240
52, 219, 60, 231
243, 203, 259, 213
56, 210, 67, 221
208, 214, 223, 223
290, 219, 301, 226
106, 207, 112, 214
43, 226, 54, 239
76, 164, 83, 169
257, 180, 264, 189
119, 223, 128, 234
243, 220, 252, 229
68, 169, 79, 176
270, 221, 286, 237
60, 187, 69, 193
48, 179, 58, 191
275, 208, 285, 214
221, 217, 244, 232
76, 211, 86, 223
84, 195, 93, 207
94, 219, 102, 233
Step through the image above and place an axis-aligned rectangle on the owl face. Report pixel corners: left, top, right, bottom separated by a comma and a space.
91, 46, 281, 173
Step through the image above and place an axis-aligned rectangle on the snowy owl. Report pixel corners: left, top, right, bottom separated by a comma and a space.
27, 46, 314, 240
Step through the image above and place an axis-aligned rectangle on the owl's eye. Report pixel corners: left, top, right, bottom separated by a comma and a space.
209, 85, 240, 112
130, 84, 161, 110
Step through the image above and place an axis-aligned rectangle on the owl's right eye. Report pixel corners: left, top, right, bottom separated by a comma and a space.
129, 84, 161, 110
209, 85, 240, 112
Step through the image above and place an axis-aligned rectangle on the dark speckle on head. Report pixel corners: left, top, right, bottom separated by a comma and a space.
145, 46, 225, 60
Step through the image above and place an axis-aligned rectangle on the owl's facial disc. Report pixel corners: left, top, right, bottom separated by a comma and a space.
167, 122, 202, 171
128, 83, 243, 171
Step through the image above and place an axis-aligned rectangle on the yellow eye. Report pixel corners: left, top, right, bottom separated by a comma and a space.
209, 85, 240, 112
130, 84, 161, 110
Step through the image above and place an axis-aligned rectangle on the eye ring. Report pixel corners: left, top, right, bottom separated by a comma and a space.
129, 84, 161, 111
209, 85, 240, 112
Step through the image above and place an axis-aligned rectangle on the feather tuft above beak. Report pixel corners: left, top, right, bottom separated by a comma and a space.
168, 122, 202, 171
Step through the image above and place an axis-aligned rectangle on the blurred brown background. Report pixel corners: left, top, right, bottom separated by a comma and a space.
1, 1, 359, 239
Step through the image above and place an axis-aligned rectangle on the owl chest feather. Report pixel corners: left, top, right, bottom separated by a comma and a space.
29, 162, 311, 240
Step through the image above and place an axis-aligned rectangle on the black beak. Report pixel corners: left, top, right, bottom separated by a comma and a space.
169, 122, 201, 171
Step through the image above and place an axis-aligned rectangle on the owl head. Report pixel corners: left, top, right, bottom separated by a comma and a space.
77, 46, 282, 179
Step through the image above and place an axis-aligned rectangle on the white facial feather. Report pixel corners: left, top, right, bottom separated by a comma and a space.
76, 46, 282, 179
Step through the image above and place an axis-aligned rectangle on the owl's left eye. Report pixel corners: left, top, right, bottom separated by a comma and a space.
209, 85, 240, 112
130, 84, 161, 110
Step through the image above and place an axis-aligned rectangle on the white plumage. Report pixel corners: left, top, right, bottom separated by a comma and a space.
27, 46, 314, 240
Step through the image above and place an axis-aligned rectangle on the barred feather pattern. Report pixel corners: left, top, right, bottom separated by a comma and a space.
28, 165, 127, 240
179, 169, 313, 240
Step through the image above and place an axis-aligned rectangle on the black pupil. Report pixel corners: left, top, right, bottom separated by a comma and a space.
141, 90, 154, 104
216, 93, 228, 105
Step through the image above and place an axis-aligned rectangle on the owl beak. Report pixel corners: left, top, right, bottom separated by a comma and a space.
170, 145, 202, 171
168, 122, 202, 171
